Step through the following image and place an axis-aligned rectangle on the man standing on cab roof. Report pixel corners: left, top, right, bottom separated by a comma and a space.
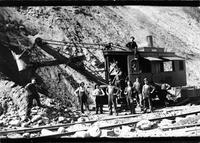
126, 36, 138, 58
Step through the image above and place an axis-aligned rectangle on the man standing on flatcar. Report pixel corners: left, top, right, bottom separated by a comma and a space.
126, 36, 138, 57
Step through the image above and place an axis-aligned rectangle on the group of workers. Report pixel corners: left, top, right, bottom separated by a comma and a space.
74, 77, 150, 116
74, 75, 171, 116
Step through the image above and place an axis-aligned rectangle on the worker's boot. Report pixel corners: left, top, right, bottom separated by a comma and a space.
96, 106, 99, 114
23, 114, 31, 122
114, 109, 118, 116
143, 108, 147, 113
109, 110, 113, 115
150, 107, 153, 113
100, 106, 103, 114
132, 108, 136, 114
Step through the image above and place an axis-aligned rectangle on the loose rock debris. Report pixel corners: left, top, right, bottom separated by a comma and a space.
1, 105, 200, 138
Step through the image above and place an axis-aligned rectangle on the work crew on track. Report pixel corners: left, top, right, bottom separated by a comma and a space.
88, 76, 161, 116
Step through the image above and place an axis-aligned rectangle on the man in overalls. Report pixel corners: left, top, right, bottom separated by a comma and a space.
142, 78, 155, 113
106, 80, 121, 115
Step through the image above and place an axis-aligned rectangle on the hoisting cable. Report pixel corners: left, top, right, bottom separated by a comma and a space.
44, 41, 104, 50
42, 39, 127, 51
43, 39, 106, 46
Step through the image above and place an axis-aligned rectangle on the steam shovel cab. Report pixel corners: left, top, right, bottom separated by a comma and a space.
103, 36, 187, 105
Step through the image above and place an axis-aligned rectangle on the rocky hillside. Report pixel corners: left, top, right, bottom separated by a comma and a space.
0, 6, 200, 114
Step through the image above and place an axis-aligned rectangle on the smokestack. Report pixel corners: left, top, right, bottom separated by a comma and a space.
146, 35, 153, 47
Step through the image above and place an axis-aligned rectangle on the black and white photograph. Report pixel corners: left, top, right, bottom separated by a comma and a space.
1, 3, 200, 141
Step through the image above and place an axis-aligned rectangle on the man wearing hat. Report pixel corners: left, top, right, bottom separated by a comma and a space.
126, 36, 138, 57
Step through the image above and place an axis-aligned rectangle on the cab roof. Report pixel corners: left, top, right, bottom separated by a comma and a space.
103, 47, 185, 61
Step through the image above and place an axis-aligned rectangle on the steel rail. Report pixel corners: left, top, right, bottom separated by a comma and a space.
186, 126, 200, 132
0, 113, 140, 135
149, 109, 200, 121
31, 109, 200, 138
2, 108, 200, 138
161, 123, 200, 131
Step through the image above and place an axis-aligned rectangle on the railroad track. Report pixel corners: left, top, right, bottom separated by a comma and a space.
33, 108, 200, 138
161, 123, 200, 131
2, 107, 200, 138
0, 113, 140, 136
